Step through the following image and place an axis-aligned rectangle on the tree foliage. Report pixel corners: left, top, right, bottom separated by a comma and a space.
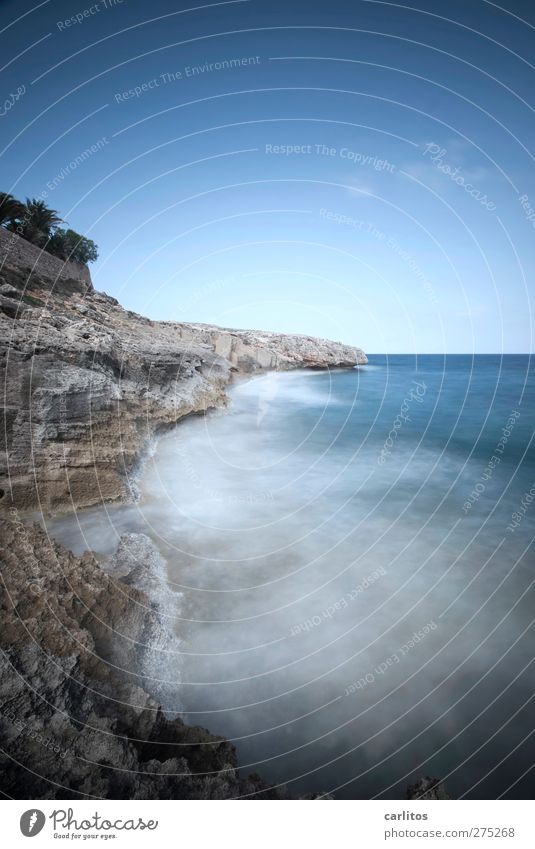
0, 192, 98, 264
20, 198, 62, 245
47, 228, 98, 264
0, 192, 26, 227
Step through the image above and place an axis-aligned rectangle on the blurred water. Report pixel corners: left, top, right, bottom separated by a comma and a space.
47, 355, 535, 799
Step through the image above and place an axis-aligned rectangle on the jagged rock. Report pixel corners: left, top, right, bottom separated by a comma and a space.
0, 231, 366, 514
0, 293, 26, 318
407, 776, 451, 799
0, 282, 21, 298
0, 226, 366, 800
0, 517, 291, 799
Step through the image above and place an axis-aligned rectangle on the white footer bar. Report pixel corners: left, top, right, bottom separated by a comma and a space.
4, 799, 532, 848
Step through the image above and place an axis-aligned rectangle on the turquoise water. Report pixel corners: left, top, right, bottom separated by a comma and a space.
47, 355, 535, 799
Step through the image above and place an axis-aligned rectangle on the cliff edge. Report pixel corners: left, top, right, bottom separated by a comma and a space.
0, 228, 366, 514
0, 228, 365, 799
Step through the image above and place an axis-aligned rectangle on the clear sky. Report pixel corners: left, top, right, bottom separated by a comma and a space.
1, 0, 534, 353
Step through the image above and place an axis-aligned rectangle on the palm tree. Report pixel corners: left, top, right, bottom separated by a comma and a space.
18, 198, 62, 245
0, 192, 26, 227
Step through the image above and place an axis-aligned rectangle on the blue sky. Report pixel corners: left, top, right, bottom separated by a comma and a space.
1, 0, 534, 352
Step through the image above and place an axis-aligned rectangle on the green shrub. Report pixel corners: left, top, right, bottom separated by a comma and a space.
1, 191, 98, 265
46, 228, 98, 264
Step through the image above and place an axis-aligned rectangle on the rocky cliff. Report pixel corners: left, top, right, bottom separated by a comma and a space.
0, 517, 290, 799
0, 229, 366, 515
0, 229, 366, 799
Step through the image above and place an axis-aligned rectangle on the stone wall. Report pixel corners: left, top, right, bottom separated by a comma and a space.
0, 225, 93, 294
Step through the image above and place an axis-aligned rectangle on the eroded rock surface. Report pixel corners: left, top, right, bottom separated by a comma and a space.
0, 230, 366, 799
0, 517, 290, 799
0, 230, 366, 514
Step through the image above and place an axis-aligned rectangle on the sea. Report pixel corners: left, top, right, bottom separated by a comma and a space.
46, 354, 535, 799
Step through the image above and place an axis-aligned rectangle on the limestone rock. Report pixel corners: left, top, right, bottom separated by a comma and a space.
0, 226, 366, 799
0, 232, 366, 514
0, 517, 290, 799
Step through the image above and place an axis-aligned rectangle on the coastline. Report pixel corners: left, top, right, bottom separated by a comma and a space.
0, 232, 366, 799
0, 228, 366, 517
